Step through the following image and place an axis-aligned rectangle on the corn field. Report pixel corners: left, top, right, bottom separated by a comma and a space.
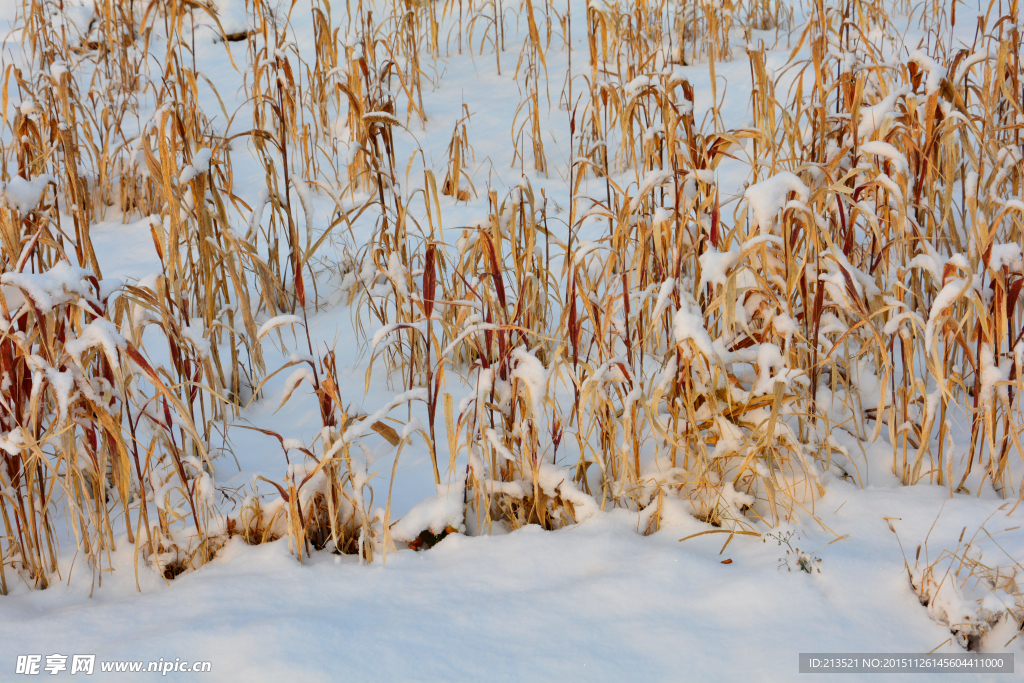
0, 0, 1022, 634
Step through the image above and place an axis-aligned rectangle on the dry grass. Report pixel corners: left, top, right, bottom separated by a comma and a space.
0, 0, 1022, 605
894, 507, 1024, 650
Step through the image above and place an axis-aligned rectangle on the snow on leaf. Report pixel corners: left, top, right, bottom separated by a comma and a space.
744, 172, 809, 229
65, 319, 126, 372
510, 347, 548, 418
629, 170, 673, 212
1, 174, 55, 214
0, 261, 94, 313
698, 247, 741, 290
673, 309, 715, 358
390, 479, 466, 543
924, 278, 970, 351
280, 366, 315, 408
362, 111, 401, 126
257, 314, 304, 340
341, 389, 427, 444
860, 140, 909, 175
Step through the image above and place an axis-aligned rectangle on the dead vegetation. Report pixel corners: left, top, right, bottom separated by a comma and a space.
0, 0, 1022, 608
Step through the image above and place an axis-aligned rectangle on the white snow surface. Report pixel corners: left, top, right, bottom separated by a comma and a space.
1, 487, 1019, 681
744, 171, 810, 229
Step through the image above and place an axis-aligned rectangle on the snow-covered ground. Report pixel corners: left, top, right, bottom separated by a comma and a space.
1, 0, 1023, 678
1, 487, 1019, 681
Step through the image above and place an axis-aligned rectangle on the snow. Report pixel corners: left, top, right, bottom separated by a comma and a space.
924, 278, 970, 351
340, 389, 428, 444
858, 87, 905, 139
650, 278, 675, 321
390, 479, 466, 543
247, 189, 270, 237
907, 241, 943, 283
45, 367, 75, 422
988, 243, 1023, 272
0, 261, 94, 313
0, 426, 25, 455
178, 149, 213, 184
280, 366, 315, 406
362, 111, 401, 127
629, 170, 673, 212
256, 314, 304, 340
291, 177, 315, 251
861, 140, 910, 175
535, 462, 599, 522
698, 246, 741, 290
510, 346, 548, 418
673, 307, 716, 358
978, 344, 1009, 407
2, 175, 54, 214
0, 489, 1017, 681
46, 0, 93, 44
744, 172, 809, 229
953, 50, 996, 83
182, 321, 212, 359
65, 318, 126, 372
908, 51, 944, 94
